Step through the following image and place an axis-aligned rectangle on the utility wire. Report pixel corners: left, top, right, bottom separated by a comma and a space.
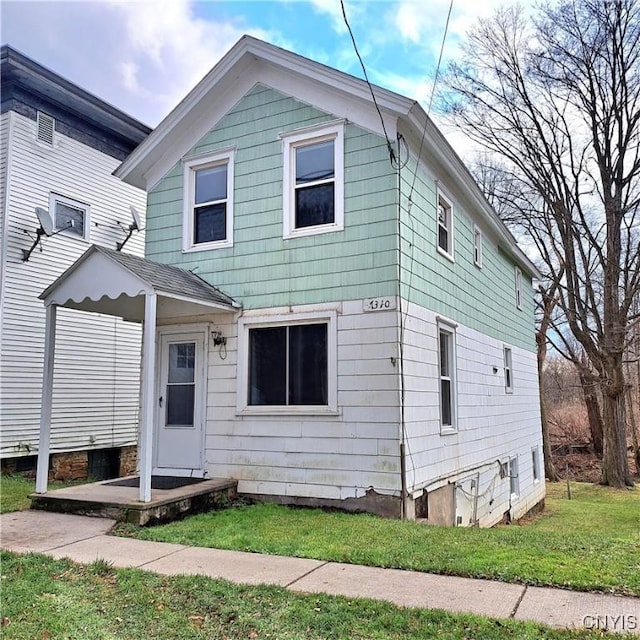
407, 0, 454, 205
340, 0, 396, 165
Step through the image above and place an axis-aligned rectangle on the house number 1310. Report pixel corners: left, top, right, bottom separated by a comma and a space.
363, 297, 396, 312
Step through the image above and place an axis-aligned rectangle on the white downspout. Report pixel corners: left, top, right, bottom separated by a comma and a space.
139, 293, 157, 502
36, 304, 57, 493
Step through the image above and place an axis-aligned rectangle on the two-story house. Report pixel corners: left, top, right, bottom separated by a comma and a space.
0, 46, 150, 479
35, 36, 544, 525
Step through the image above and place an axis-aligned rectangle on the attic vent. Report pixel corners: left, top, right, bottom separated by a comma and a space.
37, 111, 55, 145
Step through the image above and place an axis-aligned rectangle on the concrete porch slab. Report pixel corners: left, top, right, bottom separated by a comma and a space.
288, 562, 525, 618
29, 476, 238, 525
0, 510, 115, 553
143, 546, 326, 587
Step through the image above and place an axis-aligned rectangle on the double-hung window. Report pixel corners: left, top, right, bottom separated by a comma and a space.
532, 447, 541, 483
515, 267, 523, 309
239, 311, 337, 413
49, 193, 90, 240
437, 192, 454, 259
504, 347, 513, 393
438, 323, 457, 433
183, 149, 234, 250
282, 121, 344, 238
473, 224, 482, 267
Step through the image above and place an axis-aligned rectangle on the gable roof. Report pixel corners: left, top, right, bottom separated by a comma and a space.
114, 35, 540, 279
41, 245, 239, 321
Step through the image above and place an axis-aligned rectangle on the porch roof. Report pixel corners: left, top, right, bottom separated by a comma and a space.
40, 245, 240, 321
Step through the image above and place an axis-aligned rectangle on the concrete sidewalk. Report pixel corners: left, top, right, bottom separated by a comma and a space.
2, 510, 639, 635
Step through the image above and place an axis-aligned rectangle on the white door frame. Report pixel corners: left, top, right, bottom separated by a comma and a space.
153, 324, 209, 477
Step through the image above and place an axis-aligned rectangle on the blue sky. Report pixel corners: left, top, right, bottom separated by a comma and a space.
1, 0, 526, 156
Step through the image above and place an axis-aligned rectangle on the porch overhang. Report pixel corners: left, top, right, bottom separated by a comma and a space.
35, 245, 239, 504
40, 244, 241, 320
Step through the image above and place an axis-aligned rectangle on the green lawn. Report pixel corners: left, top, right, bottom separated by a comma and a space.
117, 482, 640, 596
1, 475, 39, 513
0, 552, 624, 640
0, 474, 88, 513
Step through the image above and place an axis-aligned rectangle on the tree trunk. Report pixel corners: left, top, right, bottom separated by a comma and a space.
578, 369, 604, 457
536, 328, 558, 481
600, 365, 633, 486
625, 380, 640, 475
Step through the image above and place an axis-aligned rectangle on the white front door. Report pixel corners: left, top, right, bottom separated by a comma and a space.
154, 331, 206, 476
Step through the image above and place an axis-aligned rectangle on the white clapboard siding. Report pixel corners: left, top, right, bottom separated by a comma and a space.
401, 300, 544, 525
200, 299, 402, 501
0, 111, 146, 457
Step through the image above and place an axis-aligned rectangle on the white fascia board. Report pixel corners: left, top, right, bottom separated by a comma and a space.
403, 106, 541, 280
115, 35, 414, 191
155, 290, 241, 311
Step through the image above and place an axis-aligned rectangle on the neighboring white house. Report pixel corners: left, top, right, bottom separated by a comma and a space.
36, 36, 545, 525
0, 46, 150, 478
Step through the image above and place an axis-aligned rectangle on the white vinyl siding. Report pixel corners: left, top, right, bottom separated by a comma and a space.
208, 299, 401, 502
0, 111, 146, 458
400, 300, 545, 526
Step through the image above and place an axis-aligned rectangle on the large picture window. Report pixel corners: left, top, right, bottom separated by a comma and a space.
249, 323, 328, 406
282, 121, 344, 239
183, 149, 234, 251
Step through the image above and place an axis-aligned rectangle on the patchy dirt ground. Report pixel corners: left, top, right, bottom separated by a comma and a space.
548, 402, 640, 483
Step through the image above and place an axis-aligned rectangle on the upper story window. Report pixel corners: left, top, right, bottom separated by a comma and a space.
437, 192, 454, 259
438, 322, 457, 433
282, 121, 344, 239
183, 149, 234, 251
515, 266, 523, 309
37, 111, 55, 146
49, 193, 90, 240
473, 224, 482, 268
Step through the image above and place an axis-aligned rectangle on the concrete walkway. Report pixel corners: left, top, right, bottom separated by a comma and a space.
2, 510, 639, 635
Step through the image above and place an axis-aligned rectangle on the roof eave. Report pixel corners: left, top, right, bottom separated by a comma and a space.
404, 105, 542, 280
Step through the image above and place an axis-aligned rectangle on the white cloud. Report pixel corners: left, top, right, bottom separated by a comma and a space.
308, 0, 348, 34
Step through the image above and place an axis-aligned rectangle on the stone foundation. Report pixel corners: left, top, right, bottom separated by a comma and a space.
1, 446, 138, 481
119, 446, 138, 476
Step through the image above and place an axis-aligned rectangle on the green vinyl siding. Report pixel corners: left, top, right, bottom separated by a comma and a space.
145, 84, 398, 309
399, 154, 536, 352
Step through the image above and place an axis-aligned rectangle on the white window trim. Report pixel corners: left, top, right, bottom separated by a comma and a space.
48, 193, 90, 241
473, 224, 483, 268
515, 266, 523, 310
509, 456, 520, 497
504, 346, 514, 393
437, 321, 458, 434
436, 189, 454, 261
532, 446, 541, 484
281, 120, 344, 239
237, 309, 338, 415
182, 148, 235, 252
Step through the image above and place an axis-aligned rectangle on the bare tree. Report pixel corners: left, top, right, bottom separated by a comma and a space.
445, 0, 640, 487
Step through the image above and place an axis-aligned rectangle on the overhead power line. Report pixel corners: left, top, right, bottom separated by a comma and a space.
340, 0, 396, 165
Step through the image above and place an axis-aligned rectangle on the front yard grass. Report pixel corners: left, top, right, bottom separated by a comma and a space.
0, 551, 624, 640
0, 474, 87, 513
116, 481, 640, 596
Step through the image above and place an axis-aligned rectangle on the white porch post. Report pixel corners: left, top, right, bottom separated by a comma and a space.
36, 304, 57, 493
139, 293, 157, 502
